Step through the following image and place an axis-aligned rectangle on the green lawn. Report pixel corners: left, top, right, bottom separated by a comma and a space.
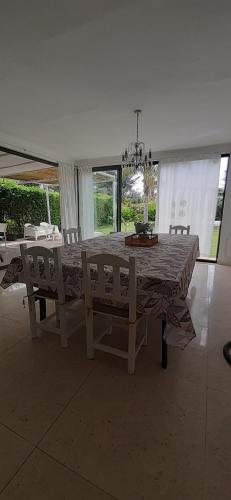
94, 221, 134, 235
210, 225, 219, 259
95, 222, 220, 259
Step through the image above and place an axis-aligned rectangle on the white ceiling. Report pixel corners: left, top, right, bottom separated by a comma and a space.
1, 0, 231, 163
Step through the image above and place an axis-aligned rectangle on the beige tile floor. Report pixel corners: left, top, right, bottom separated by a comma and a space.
0, 263, 230, 499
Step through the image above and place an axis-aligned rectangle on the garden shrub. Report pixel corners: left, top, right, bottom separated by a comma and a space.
0, 179, 61, 236
94, 193, 113, 225
148, 203, 156, 221
121, 206, 134, 221
0, 178, 156, 234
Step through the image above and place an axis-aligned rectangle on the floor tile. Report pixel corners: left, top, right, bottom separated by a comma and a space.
166, 344, 207, 385
0, 449, 113, 500
0, 424, 32, 494
204, 388, 231, 500
207, 344, 231, 394
0, 280, 29, 324
0, 316, 27, 357
0, 335, 96, 443
40, 363, 206, 500
1, 262, 231, 500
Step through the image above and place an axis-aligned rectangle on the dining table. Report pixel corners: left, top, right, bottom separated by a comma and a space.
1, 232, 199, 354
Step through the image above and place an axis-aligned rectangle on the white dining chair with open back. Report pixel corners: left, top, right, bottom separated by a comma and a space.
169, 225, 190, 235
63, 227, 82, 244
81, 251, 148, 374
20, 244, 83, 347
0, 223, 7, 247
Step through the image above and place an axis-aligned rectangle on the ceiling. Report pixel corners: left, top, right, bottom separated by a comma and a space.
0, 151, 57, 180
1, 0, 231, 163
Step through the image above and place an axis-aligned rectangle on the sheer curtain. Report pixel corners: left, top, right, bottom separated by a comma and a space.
78, 166, 94, 240
58, 164, 78, 230
157, 156, 220, 257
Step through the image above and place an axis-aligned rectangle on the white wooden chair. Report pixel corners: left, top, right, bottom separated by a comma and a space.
81, 251, 148, 374
169, 224, 190, 235
0, 223, 7, 247
20, 244, 83, 347
63, 227, 82, 244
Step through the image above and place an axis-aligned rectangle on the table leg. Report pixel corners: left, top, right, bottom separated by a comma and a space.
161, 320, 168, 369
39, 298, 46, 321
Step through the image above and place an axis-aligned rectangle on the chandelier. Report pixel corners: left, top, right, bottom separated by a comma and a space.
122, 109, 153, 170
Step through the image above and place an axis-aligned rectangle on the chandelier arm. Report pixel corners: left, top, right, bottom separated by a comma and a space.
122, 109, 152, 170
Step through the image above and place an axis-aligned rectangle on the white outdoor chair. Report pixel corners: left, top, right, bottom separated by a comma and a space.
63, 227, 82, 244
169, 225, 190, 235
0, 223, 7, 247
81, 251, 148, 374
20, 244, 83, 347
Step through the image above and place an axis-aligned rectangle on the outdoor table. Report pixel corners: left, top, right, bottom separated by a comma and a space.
1, 233, 199, 364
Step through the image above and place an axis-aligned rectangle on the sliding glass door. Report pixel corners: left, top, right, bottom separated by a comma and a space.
121, 163, 158, 233
93, 166, 121, 236
92, 157, 229, 262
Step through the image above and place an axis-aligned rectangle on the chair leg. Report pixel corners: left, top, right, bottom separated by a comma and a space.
28, 296, 37, 339
86, 308, 94, 359
128, 322, 136, 374
55, 301, 60, 328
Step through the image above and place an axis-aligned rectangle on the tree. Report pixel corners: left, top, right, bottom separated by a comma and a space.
122, 167, 139, 198
122, 165, 158, 222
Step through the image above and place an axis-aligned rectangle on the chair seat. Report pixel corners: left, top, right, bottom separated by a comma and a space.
34, 288, 74, 302
93, 300, 142, 319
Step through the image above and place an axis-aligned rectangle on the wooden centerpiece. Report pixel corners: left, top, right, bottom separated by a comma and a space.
125, 222, 158, 247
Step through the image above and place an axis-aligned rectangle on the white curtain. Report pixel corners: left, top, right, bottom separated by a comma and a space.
157, 156, 220, 257
58, 164, 78, 230
78, 166, 94, 240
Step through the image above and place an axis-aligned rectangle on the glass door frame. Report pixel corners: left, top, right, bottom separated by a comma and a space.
196, 153, 230, 263
93, 156, 229, 263
92, 165, 122, 233
215, 153, 229, 262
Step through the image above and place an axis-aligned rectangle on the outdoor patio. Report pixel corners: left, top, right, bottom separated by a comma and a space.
0, 236, 63, 269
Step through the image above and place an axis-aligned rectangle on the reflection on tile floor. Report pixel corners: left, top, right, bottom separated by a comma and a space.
0, 263, 230, 499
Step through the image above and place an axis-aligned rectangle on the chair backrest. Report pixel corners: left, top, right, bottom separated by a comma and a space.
81, 252, 136, 323
169, 225, 190, 235
20, 244, 65, 303
63, 227, 82, 244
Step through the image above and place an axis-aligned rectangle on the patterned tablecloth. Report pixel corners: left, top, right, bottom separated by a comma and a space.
1, 233, 199, 348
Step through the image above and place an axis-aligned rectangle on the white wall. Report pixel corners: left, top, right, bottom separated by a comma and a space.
76, 142, 231, 265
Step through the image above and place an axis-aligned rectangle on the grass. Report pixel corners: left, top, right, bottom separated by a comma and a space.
210, 225, 219, 259
95, 222, 220, 259
94, 221, 135, 235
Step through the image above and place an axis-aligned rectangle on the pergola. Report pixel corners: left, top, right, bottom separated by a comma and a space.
0, 149, 59, 226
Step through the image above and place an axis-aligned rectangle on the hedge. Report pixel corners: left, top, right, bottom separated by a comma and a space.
94, 193, 113, 225
0, 179, 61, 236
94, 193, 156, 226
0, 178, 156, 235
121, 201, 156, 222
